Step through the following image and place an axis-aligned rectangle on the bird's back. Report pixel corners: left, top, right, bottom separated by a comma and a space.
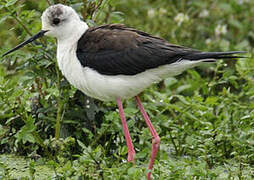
58, 24, 244, 101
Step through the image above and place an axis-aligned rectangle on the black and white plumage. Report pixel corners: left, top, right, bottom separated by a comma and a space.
76, 24, 241, 76
2, 4, 243, 101
73, 23, 242, 101
2, 4, 245, 179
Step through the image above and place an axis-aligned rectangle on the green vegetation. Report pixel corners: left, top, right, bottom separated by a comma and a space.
0, 0, 253, 179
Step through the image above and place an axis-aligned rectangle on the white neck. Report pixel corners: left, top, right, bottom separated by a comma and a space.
56, 21, 88, 76
57, 21, 88, 45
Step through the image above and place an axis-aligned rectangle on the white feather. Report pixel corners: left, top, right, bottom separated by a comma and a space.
43, 5, 207, 101
57, 33, 204, 101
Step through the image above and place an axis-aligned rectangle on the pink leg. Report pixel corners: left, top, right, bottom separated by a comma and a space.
116, 98, 136, 163
135, 96, 160, 180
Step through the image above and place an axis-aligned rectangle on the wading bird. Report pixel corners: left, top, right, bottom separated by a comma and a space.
3, 4, 245, 179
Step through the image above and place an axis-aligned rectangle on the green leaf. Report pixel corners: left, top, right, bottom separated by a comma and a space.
5, 0, 19, 7
15, 116, 36, 144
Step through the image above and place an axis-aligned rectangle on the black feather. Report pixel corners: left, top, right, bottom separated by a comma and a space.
76, 24, 245, 76
183, 51, 246, 60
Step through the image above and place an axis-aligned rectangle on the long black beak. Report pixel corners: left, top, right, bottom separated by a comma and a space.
2, 30, 48, 57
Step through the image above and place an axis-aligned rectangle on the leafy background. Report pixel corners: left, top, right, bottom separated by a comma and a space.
0, 0, 253, 179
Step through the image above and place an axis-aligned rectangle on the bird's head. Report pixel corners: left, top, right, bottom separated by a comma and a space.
41, 4, 82, 39
2, 4, 85, 57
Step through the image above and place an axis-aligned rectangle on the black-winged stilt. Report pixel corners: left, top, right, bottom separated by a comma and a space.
2, 4, 245, 179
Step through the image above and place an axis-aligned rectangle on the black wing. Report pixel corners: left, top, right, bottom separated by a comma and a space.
76, 24, 243, 76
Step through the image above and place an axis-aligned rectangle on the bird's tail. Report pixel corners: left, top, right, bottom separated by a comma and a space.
184, 51, 246, 62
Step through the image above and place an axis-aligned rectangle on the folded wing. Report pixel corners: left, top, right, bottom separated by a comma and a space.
76, 24, 244, 76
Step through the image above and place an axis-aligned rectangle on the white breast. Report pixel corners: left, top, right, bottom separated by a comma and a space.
57, 41, 202, 101
56, 22, 203, 101
83, 60, 202, 101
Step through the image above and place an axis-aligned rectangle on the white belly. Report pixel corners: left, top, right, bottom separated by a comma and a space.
57, 42, 203, 101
